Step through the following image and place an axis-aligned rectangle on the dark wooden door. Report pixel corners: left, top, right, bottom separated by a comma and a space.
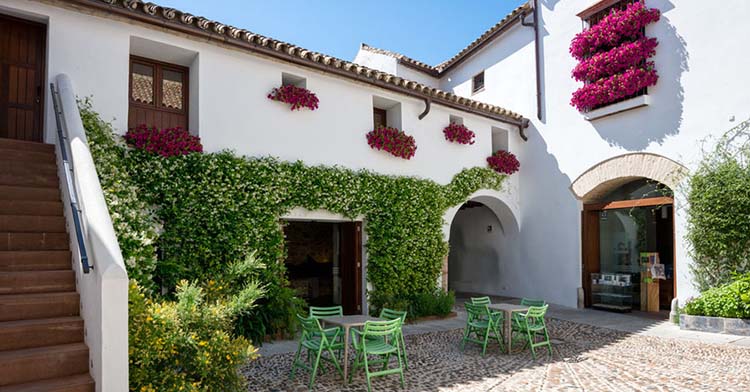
0, 14, 46, 142
340, 222, 362, 315
128, 56, 189, 131
581, 210, 600, 307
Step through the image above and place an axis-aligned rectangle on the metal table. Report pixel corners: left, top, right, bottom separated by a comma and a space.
487, 303, 528, 353
320, 314, 383, 384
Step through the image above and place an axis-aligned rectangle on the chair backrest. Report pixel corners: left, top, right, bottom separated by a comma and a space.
297, 314, 322, 338
521, 298, 546, 307
309, 306, 343, 319
523, 305, 548, 327
470, 296, 491, 306
379, 308, 407, 323
362, 318, 402, 337
464, 302, 491, 322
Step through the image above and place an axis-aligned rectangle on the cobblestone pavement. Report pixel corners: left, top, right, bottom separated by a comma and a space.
242, 318, 750, 391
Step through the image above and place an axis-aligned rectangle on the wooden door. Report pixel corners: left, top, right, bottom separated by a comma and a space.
581, 210, 600, 307
0, 14, 46, 142
128, 56, 189, 131
339, 222, 362, 315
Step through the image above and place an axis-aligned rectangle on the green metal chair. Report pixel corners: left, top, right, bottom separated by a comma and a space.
349, 318, 406, 392
309, 306, 345, 353
511, 304, 552, 359
470, 296, 503, 323
512, 298, 546, 325
290, 314, 344, 389
377, 308, 409, 369
460, 302, 504, 356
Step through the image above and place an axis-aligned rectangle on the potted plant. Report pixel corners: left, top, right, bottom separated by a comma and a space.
366, 126, 417, 160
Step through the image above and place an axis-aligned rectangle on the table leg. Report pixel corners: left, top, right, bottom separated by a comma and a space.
506, 311, 512, 354
343, 325, 350, 384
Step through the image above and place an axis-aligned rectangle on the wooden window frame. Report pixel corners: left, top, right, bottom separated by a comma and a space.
373, 107, 387, 129
471, 71, 485, 94
128, 55, 189, 126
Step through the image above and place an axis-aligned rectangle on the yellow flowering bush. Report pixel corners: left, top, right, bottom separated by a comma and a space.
129, 254, 264, 391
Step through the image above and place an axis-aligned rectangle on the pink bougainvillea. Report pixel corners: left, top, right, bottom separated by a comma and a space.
487, 150, 519, 175
125, 124, 203, 157
571, 65, 658, 112
572, 37, 658, 83
443, 123, 476, 145
569, 1, 660, 112
267, 84, 319, 111
570, 1, 660, 60
366, 126, 417, 160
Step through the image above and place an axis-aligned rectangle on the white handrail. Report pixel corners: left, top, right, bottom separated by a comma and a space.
53, 73, 129, 392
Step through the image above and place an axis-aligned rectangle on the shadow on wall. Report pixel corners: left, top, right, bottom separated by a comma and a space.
587, 1, 688, 150
519, 123, 581, 308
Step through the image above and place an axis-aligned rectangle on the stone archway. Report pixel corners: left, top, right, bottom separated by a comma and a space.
570, 153, 688, 203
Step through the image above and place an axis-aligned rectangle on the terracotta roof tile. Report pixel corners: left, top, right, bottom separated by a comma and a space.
72, 0, 525, 125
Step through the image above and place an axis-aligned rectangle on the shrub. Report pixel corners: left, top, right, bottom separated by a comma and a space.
369, 290, 455, 320
683, 273, 750, 319
128, 276, 263, 391
267, 84, 319, 111
686, 119, 750, 290
487, 150, 520, 175
443, 123, 476, 145
125, 124, 203, 157
366, 126, 417, 159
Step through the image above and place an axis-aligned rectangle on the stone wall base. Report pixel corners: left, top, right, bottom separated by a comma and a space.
680, 314, 750, 336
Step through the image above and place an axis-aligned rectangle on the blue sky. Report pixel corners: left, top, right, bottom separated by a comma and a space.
154, 0, 527, 65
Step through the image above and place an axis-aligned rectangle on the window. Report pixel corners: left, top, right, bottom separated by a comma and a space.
128, 56, 189, 131
472, 71, 485, 94
373, 108, 387, 128
449, 115, 463, 125
282, 72, 306, 88
491, 126, 508, 153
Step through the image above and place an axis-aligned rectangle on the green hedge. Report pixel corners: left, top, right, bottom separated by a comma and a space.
683, 273, 750, 319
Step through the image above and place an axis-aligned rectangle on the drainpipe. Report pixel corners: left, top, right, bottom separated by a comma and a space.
521, 0, 542, 121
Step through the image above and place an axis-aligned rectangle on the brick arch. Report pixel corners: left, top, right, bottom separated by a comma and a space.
571, 153, 688, 203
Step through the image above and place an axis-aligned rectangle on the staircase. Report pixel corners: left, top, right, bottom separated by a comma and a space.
0, 138, 94, 391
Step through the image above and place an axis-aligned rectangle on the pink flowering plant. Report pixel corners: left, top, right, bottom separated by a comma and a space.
570, 2, 660, 60
366, 126, 417, 160
569, 1, 660, 112
267, 84, 319, 111
443, 123, 476, 145
125, 124, 203, 157
487, 150, 519, 175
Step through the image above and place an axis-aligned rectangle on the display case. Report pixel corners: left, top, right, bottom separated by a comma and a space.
591, 273, 633, 312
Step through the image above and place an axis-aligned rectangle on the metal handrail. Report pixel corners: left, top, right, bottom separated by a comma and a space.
50, 83, 91, 273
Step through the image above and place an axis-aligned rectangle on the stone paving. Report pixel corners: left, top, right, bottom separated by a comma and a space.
243, 318, 750, 391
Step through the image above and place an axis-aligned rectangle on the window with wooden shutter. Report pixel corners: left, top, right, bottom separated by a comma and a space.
472, 71, 485, 94
128, 56, 189, 131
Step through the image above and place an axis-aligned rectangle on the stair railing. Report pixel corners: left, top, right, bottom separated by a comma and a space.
50, 82, 90, 273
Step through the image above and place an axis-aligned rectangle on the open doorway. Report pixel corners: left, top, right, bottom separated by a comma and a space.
283, 220, 362, 314
582, 179, 675, 313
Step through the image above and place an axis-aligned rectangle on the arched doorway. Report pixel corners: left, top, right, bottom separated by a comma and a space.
446, 197, 519, 297
582, 179, 675, 313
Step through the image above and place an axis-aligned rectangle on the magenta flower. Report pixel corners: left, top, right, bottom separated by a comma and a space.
267, 85, 319, 111
366, 126, 417, 160
572, 37, 658, 83
571, 65, 658, 112
443, 123, 476, 145
487, 150, 519, 175
125, 124, 203, 157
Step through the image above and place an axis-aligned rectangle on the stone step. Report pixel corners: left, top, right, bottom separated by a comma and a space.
0, 292, 79, 322
0, 317, 83, 351
0, 215, 66, 233
0, 374, 94, 392
0, 149, 56, 164
0, 251, 71, 272
0, 200, 64, 216
0, 233, 69, 251
0, 185, 60, 202
0, 138, 55, 154
0, 343, 89, 387
0, 270, 75, 295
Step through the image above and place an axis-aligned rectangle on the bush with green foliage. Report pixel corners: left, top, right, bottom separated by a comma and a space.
686, 119, 750, 291
683, 273, 750, 319
129, 254, 265, 391
369, 290, 455, 320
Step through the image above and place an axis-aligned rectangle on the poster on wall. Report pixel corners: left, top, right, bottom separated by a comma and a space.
651, 263, 666, 280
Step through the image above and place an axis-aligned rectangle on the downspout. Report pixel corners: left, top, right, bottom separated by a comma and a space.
418, 98, 431, 120
521, 0, 542, 121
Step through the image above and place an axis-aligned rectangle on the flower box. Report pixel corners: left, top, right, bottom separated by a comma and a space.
125, 124, 203, 157
487, 150, 519, 175
366, 126, 417, 160
443, 123, 475, 145
267, 84, 319, 111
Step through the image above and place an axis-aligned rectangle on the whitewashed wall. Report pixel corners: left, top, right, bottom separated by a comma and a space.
437, 0, 750, 307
